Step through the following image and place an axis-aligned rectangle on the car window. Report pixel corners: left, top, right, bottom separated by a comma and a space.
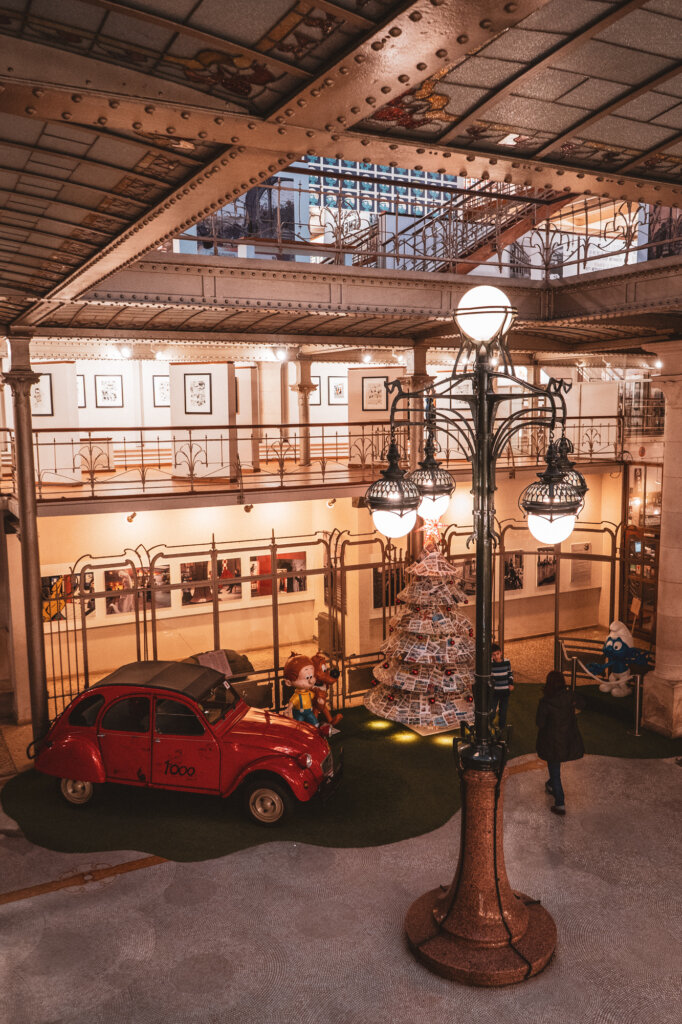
197, 682, 239, 724
155, 698, 205, 737
69, 693, 104, 727
101, 696, 150, 733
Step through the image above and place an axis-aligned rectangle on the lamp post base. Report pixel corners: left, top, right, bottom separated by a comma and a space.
405, 763, 556, 987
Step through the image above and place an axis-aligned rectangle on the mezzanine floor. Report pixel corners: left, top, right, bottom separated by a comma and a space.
0, 753, 679, 1024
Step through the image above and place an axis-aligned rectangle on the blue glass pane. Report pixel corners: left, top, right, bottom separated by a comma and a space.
308, 176, 319, 186
395, 184, 407, 195
378, 165, 391, 173
411, 170, 424, 179
398, 203, 407, 214
324, 177, 336, 187
342, 179, 356, 189
309, 193, 320, 206
342, 196, 356, 209
325, 195, 338, 208
428, 190, 442, 199
378, 182, 389, 193
413, 205, 423, 215
412, 188, 424, 197
342, 160, 356, 169
361, 198, 373, 211
378, 200, 390, 211
360, 180, 372, 191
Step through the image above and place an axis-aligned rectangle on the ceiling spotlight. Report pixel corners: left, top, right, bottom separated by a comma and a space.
326, 497, 336, 509
120, 346, 132, 358
126, 512, 137, 523
155, 350, 167, 361
362, 352, 372, 363
244, 504, 254, 513
654, 359, 663, 369
275, 348, 287, 361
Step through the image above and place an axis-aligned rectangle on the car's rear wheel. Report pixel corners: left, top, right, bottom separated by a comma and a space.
59, 778, 95, 806
243, 777, 293, 826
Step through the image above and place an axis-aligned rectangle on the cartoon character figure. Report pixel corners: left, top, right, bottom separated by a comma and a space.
283, 653, 319, 727
311, 652, 342, 733
587, 620, 653, 697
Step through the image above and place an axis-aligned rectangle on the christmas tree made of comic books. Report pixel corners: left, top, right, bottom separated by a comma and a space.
365, 548, 476, 735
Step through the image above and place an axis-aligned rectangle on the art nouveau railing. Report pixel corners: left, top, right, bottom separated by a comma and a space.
0, 415, 624, 505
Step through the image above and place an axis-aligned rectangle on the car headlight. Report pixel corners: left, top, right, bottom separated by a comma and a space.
297, 753, 313, 769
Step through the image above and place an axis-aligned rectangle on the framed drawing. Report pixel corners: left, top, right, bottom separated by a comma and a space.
309, 375, 321, 406
95, 374, 123, 408
570, 542, 592, 586
184, 373, 212, 414
537, 550, 556, 588
504, 552, 524, 591
41, 571, 95, 622
250, 552, 307, 597
152, 375, 170, 408
31, 374, 53, 417
328, 375, 347, 406
76, 374, 86, 409
362, 375, 388, 412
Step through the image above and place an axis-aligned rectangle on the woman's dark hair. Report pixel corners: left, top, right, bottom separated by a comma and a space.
544, 670, 567, 696
491, 643, 501, 654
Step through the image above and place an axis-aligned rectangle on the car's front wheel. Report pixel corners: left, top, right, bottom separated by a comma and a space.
242, 777, 293, 826
59, 778, 96, 806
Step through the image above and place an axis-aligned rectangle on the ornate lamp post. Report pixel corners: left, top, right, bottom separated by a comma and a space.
365, 284, 585, 986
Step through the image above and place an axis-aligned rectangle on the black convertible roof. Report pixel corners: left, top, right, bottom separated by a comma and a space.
92, 661, 224, 700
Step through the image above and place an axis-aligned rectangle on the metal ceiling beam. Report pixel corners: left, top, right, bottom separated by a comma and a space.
78, 0, 313, 79
618, 130, 682, 174
534, 60, 682, 160
19, 327, 410, 347
0, 137, 179, 189
437, 0, 649, 147
333, 128, 682, 209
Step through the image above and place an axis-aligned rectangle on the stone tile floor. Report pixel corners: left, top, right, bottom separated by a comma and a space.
1, 755, 680, 1024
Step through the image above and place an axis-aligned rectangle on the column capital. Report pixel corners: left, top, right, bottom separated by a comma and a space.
401, 373, 434, 392
290, 382, 318, 396
657, 375, 682, 407
2, 367, 40, 395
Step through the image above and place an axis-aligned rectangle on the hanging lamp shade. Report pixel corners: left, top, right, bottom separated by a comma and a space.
365, 438, 421, 538
555, 435, 588, 503
519, 441, 583, 545
454, 285, 514, 344
407, 432, 455, 521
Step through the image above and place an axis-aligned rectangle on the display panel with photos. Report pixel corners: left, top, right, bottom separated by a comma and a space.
77, 374, 86, 408
309, 375, 321, 405
328, 376, 347, 406
372, 565, 406, 609
180, 558, 242, 604
41, 572, 95, 622
184, 373, 212, 414
153, 375, 170, 407
537, 551, 556, 587
570, 543, 592, 585
250, 552, 307, 596
105, 566, 171, 614
31, 374, 53, 416
362, 376, 389, 412
95, 374, 123, 408
504, 552, 524, 591
458, 557, 476, 596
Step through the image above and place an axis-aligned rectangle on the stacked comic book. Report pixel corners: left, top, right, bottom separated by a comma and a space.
365, 549, 476, 733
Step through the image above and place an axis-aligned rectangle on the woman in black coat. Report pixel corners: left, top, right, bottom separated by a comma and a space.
536, 670, 586, 816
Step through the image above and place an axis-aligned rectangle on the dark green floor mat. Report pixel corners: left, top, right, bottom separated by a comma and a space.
2, 692, 679, 863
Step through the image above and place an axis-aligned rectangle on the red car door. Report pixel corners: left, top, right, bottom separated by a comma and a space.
98, 695, 152, 784
151, 696, 220, 791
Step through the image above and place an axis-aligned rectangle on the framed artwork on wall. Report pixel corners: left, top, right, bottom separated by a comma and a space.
95, 374, 123, 408
41, 571, 95, 622
250, 552, 307, 596
153, 375, 170, 408
184, 373, 212, 414
309, 375, 321, 406
362, 375, 389, 412
328, 376, 347, 406
537, 550, 556, 588
76, 374, 86, 409
504, 552, 524, 591
31, 374, 53, 417
104, 566, 171, 615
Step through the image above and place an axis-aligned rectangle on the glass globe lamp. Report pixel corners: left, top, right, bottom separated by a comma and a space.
365, 438, 421, 539
454, 285, 514, 344
519, 442, 583, 546
407, 431, 455, 522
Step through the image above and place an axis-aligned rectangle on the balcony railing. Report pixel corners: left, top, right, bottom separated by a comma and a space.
0, 415, 624, 506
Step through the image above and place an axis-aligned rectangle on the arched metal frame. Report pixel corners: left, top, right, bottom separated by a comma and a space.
378, 320, 571, 767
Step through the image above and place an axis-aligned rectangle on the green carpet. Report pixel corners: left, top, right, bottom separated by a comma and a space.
2, 691, 680, 863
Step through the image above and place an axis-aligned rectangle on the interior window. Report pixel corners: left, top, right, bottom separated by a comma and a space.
101, 696, 150, 733
155, 698, 205, 737
69, 693, 104, 727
